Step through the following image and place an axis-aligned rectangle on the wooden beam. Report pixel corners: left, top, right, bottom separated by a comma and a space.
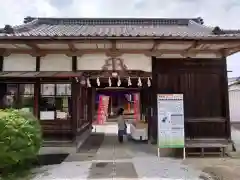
105, 40, 122, 57
2, 48, 223, 56
111, 40, 117, 51
0, 39, 239, 46
190, 41, 200, 49
151, 40, 161, 51
0, 48, 11, 57
66, 42, 80, 57
225, 45, 240, 56
23, 43, 46, 57
181, 41, 198, 57
68, 42, 77, 52
25, 43, 40, 51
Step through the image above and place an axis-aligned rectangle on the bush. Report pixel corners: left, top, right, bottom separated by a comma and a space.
0, 109, 42, 169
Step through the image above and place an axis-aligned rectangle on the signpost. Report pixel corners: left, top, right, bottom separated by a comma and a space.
157, 94, 185, 159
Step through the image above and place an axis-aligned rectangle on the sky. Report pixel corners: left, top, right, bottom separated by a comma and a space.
0, 0, 240, 77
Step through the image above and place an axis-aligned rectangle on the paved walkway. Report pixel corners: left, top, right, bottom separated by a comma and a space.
33, 123, 222, 180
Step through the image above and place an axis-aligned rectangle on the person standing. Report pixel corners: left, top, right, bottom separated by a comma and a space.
117, 108, 127, 143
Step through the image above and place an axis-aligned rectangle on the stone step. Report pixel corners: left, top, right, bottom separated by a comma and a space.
43, 140, 74, 147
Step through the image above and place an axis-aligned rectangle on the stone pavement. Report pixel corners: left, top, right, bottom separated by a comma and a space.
33, 123, 238, 180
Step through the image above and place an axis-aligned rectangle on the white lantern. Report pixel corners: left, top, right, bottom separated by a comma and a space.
117, 76, 121, 87
128, 77, 132, 86
147, 77, 151, 87
96, 77, 100, 86
75, 77, 79, 82
137, 77, 142, 87
108, 77, 112, 87
87, 78, 91, 88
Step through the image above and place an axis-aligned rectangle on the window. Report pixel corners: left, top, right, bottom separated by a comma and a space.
3, 84, 34, 113
4, 84, 18, 108
40, 84, 71, 120
19, 84, 34, 113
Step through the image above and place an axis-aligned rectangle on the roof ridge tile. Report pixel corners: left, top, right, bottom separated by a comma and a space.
21, 17, 203, 26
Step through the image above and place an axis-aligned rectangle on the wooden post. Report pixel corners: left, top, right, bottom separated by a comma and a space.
222, 57, 231, 140
0, 55, 3, 71
151, 56, 158, 143
34, 56, 40, 118
71, 56, 77, 136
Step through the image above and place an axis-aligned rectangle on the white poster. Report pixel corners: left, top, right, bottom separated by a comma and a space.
24, 84, 34, 95
40, 111, 55, 120
41, 84, 55, 96
56, 84, 71, 96
157, 94, 185, 148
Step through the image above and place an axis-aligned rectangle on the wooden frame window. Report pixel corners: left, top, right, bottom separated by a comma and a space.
4, 83, 34, 113
39, 83, 72, 120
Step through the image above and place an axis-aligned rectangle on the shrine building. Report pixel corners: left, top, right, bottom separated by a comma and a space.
0, 17, 239, 149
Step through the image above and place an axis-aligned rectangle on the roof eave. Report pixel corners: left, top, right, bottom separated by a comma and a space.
1, 35, 240, 40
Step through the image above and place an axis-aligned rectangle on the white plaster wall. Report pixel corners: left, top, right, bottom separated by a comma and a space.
77, 54, 106, 71
40, 54, 72, 71
77, 53, 151, 72
121, 54, 151, 72
3, 54, 36, 71
229, 87, 240, 122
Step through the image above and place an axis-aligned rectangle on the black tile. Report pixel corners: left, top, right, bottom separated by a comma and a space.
77, 133, 105, 154
115, 162, 138, 178
88, 162, 113, 179
35, 153, 69, 166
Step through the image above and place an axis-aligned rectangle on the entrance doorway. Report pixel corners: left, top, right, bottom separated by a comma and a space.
95, 88, 139, 121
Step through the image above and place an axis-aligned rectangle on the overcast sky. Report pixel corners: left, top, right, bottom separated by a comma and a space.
0, 0, 240, 77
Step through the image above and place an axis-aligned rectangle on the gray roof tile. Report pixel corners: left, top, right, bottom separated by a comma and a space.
0, 17, 239, 39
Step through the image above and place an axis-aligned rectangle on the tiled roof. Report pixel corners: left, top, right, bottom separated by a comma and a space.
0, 17, 240, 39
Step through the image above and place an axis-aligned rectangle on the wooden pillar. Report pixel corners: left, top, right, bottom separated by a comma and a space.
71, 81, 78, 135
222, 57, 231, 139
0, 56, 6, 108
34, 56, 40, 118
0, 55, 3, 71
151, 56, 158, 143
91, 87, 96, 123
108, 95, 111, 115
71, 56, 77, 135
146, 86, 153, 139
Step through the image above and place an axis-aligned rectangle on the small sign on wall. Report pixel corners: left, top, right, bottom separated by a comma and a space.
40, 111, 55, 120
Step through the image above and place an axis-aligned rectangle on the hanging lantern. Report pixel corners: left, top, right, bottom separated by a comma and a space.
128, 77, 132, 86
137, 77, 142, 87
75, 77, 79, 83
108, 77, 112, 87
96, 77, 100, 87
147, 77, 151, 87
117, 76, 121, 87
87, 78, 91, 88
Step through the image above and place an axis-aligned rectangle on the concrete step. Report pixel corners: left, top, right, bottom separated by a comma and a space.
43, 140, 74, 147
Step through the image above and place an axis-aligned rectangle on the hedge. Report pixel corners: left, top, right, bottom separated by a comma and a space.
0, 109, 42, 169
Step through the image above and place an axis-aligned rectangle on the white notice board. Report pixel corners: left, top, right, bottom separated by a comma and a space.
157, 94, 185, 148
